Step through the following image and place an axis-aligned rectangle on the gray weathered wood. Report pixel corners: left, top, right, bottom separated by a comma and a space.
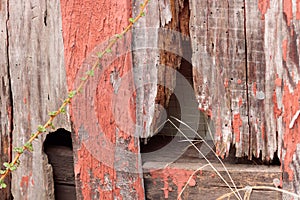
6, 0, 71, 199
0, 0, 12, 199
190, 0, 248, 158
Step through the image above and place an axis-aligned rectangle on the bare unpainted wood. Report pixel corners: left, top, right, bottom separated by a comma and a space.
0, 0, 12, 199
133, 0, 192, 139
6, 0, 71, 199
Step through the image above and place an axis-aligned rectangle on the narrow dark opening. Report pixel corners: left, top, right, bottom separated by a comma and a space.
44, 128, 76, 200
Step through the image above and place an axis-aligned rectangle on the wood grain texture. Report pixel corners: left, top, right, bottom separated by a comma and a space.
60, 0, 145, 199
280, 0, 300, 196
6, 0, 71, 199
143, 162, 282, 200
0, 0, 12, 199
190, 0, 248, 158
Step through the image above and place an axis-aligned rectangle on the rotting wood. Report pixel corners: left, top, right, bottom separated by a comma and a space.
190, 0, 248, 158
133, 0, 193, 139
0, 0, 12, 199
6, 0, 71, 199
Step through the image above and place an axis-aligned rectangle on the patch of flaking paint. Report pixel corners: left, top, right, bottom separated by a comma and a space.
233, 113, 242, 143
258, 0, 270, 19
150, 168, 195, 200
282, 39, 288, 61
252, 82, 257, 96
283, 0, 293, 26
297, 0, 300, 19
282, 82, 300, 181
224, 78, 229, 88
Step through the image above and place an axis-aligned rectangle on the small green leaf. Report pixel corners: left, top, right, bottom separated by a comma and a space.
48, 111, 57, 117
10, 165, 17, 171
37, 125, 46, 133
49, 122, 55, 130
140, 12, 145, 16
13, 147, 24, 154
97, 52, 103, 59
60, 107, 66, 114
24, 142, 33, 152
3, 162, 10, 169
81, 76, 87, 81
115, 34, 122, 39
86, 69, 94, 77
106, 48, 112, 53
0, 181, 7, 189
129, 18, 135, 23
0, 170, 6, 175
68, 90, 76, 98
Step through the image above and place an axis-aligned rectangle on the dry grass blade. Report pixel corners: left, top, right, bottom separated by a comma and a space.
216, 185, 300, 200
167, 119, 243, 200
170, 116, 243, 200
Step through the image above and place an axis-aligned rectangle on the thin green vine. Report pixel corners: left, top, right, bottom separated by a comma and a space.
0, 0, 149, 189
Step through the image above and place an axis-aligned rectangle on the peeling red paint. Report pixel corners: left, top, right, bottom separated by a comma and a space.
272, 91, 282, 118
20, 172, 32, 198
238, 96, 243, 107
233, 113, 242, 143
60, 0, 144, 198
282, 82, 300, 181
261, 124, 265, 139
297, 0, 300, 20
150, 168, 195, 200
224, 78, 229, 88
282, 39, 288, 61
237, 79, 242, 84
275, 76, 282, 87
252, 82, 257, 96
258, 0, 270, 19
283, 0, 293, 26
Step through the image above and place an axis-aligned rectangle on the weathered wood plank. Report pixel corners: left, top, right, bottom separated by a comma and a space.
245, 0, 282, 161
0, 0, 12, 199
133, 0, 190, 139
190, 0, 248, 158
143, 162, 282, 200
279, 0, 300, 196
7, 0, 71, 199
60, 0, 145, 199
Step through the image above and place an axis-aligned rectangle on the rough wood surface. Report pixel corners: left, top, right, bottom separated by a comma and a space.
190, 0, 250, 158
5, 0, 71, 199
0, 0, 12, 199
60, 0, 145, 199
143, 162, 282, 200
279, 0, 300, 196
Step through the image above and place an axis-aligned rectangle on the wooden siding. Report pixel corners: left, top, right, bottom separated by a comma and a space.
60, 0, 145, 199
0, 0, 12, 199
1, 0, 71, 199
